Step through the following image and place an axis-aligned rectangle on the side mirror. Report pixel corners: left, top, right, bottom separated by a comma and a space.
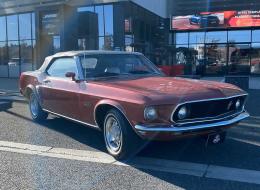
65, 72, 76, 81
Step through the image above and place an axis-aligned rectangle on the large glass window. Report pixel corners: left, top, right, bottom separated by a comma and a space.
0, 42, 8, 77
228, 30, 251, 43
175, 33, 188, 44
104, 5, 113, 36
77, 4, 114, 51
205, 31, 227, 43
189, 44, 205, 75
189, 32, 205, 44
0, 17, 6, 41
251, 43, 260, 74
228, 44, 250, 75
95, 6, 104, 37
205, 44, 227, 75
252, 30, 260, 42
0, 12, 36, 78
8, 41, 20, 77
20, 40, 33, 72
19, 13, 32, 40
7, 15, 18, 41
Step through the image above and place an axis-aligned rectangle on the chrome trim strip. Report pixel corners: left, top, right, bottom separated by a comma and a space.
170, 93, 248, 123
135, 111, 249, 133
174, 110, 244, 126
43, 109, 100, 130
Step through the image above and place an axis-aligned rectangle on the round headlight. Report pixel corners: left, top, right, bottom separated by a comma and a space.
144, 107, 158, 120
178, 106, 188, 120
235, 99, 241, 109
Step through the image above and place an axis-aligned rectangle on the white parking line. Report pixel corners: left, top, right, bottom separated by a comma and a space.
0, 140, 260, 185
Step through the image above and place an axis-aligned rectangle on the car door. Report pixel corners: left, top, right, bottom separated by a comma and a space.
40, 57, 81, 119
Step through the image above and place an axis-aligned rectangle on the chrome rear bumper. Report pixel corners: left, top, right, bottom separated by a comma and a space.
134, 111, 249, 133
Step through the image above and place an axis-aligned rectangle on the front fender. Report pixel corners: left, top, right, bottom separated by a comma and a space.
94, 99, 133, 126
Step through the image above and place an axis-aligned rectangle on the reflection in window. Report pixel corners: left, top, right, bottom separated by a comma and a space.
0, 16, 6, 41
205, 44, 227, 75
205, 31, 227, 43
32, 13, 36, 39
53, 36, 61, 53
228, 30, 251, 43
7, 15, 18, 41
104, 36, 113, 50
0, 42, 7, 65
20, 40, 33, 72
99, 37, 104, 50
189, 44, 205, 75
19, 13, 32, 40
95, 6, 104, 36
175, 33, 188, 44
8, 41, 20, 77
252, 30, 260, 43
104, 5, 113, 36
32, 40, 36, 70
251, 43, 260, 74
189, 32, 205, 44
228, 44, 250, 75
0, 42, 8, 77
175, 44, 189, 65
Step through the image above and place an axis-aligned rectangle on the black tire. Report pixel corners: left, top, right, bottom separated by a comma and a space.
29, 92, 48, 122
103, 109, 145, 160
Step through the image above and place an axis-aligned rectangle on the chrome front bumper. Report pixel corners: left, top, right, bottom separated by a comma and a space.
134, 111, 249, 133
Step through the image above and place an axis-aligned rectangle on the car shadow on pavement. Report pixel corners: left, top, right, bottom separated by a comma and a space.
39, 116, 107, 151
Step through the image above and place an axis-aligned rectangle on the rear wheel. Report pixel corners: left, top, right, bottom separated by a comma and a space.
103, 109, 144, 160
29, 92, 48, 122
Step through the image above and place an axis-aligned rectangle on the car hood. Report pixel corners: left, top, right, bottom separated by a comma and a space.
93, 76, 245, 104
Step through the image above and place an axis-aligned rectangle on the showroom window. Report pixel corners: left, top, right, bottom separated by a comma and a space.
77, 4, 114, 50
189, 32, 205, 44
228, 30, 251, 43
0, 12, 36, 78
173, 29, 260, 76
175, 33, 188, 44
252, 30, 260, 43
205, 31, 227, 43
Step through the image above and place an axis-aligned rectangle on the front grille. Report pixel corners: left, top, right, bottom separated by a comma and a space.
172, 95, 247, 123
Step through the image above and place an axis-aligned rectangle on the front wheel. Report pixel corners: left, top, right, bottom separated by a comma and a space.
103, 109, 144, 160
29, 92, 48, 122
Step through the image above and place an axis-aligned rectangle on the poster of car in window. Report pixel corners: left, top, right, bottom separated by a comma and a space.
171, 10, 260, 30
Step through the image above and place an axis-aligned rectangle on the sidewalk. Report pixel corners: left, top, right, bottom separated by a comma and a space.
0, 78, 19, 93
0, 78, 24, 103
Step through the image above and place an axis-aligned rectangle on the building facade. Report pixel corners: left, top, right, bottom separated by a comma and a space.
0, 0, 167, 78
168, 0, 260, 76
0, 0, 260, 78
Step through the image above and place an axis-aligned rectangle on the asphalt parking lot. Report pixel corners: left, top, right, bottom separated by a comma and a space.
0, 90, 260, 189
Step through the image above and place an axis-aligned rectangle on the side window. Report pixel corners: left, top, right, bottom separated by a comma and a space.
47, 58, 78, 78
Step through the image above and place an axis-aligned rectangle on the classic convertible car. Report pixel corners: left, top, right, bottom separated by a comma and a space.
20, 51, 249, 159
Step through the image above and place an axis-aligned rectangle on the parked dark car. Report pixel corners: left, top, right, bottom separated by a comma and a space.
190, 14, 220, 28
20, 51, 249, 160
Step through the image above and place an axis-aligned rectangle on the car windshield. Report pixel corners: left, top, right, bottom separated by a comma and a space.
79, 54, 163, 79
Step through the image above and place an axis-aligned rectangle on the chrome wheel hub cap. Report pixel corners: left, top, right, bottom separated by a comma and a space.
30, 94, 38, 117
105, 116, 122, 153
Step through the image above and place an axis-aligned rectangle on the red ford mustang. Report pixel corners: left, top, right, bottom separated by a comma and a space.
20, 51, 249, 160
